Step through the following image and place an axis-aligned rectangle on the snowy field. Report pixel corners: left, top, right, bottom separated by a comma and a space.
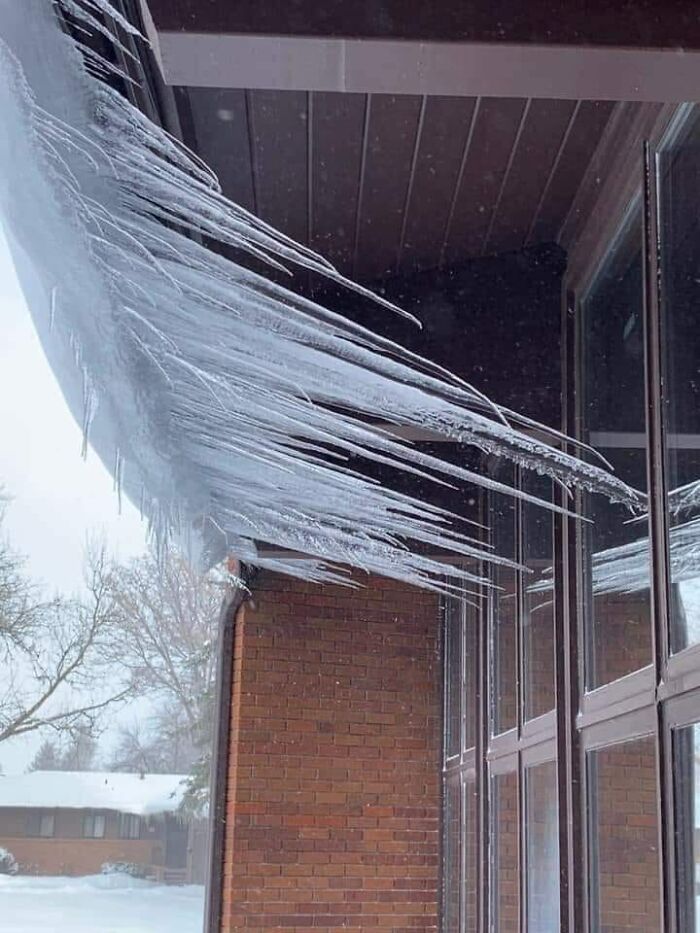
0, 874, 204, 933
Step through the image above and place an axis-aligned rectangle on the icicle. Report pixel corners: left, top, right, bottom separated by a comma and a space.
112, 446, 124, 513
49, 285, 57, 330
0, 0, 645, 592
80, 367, 98, 460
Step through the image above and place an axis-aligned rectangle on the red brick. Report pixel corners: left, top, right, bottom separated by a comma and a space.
220, 572, 441, 931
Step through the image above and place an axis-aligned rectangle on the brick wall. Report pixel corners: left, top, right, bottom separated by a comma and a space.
591, 592, 651, 686
0, 807, 168, 876
220, 573, 442, 932
491, 771, 518, 932
0, 835, 161, 876
592, 736, 660, 932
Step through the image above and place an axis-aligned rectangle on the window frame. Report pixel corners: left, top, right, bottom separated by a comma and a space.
441, 100, 700, 933
119, 812, 142, 840
26, 809, 56, 838
82, 810, 107, 839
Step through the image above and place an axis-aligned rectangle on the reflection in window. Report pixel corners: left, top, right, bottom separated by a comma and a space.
587, 736, 660, 933
83, 812, 106, 839
492, 486, 518, 734
119, 813, 141, 840
581, 218, 652, 688
523, 475, 555, 720
659, 108, 700, 653
464, 777, 478, 933
445, 600, 462, 759
443, 775, 462, 932
672, 723, 700, 931
525, 759, 559, 932
490, 771, 518, 933
464, 600, 478, 751
27, 811, 55, 839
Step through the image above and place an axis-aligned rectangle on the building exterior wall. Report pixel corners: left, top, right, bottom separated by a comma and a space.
221, 572, 442, 931
0, 807, 166, 876
1, 835, 162, 876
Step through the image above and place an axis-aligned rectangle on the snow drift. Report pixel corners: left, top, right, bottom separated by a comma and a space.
0, 0, 641, 591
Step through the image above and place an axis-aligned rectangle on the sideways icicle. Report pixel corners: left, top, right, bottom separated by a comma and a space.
0, 0, 642, 590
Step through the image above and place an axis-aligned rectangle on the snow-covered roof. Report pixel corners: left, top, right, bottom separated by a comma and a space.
0, 771, 186, 816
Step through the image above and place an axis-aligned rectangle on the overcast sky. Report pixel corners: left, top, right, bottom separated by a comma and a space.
0, 225, 149, 773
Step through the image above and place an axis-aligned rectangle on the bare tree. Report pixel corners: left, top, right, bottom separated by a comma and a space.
108, 706, 198, 774
0, 501, 130, 745
29, 727, 97, 771
104, 547, 222, 785
29, 738, 61, 771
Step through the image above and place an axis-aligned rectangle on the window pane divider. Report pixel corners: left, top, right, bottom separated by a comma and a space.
579, 703, 656, 751
577, 664, 655, 729
521, 709, 556, 743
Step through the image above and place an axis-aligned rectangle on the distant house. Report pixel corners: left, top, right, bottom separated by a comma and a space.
0, 771, 204, 884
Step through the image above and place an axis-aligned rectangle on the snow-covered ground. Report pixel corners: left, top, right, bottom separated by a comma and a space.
0, 874, 204, 933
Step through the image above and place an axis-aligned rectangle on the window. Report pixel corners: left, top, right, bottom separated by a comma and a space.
671, 720, 700, 931
27, 810, 55, 838
586, 735, 661, 933
442, 103, 700, 933
491, 484, 518, 736
580, 214, 652, 689
525, 758, 559, 932
443, 591, 478, 933
119, 812, 141, 840
443, 774, 462, 933
83, 812, 107, 839
522, 475, 555, 721
658, 108, 700, 653
490, 770, 518, 932
445, 599, 463, 761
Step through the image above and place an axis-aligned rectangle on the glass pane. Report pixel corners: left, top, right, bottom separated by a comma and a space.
658, 109, 700, 652
587, 736, 660, 933
672, 723, 700, 931
445, 599, 463, 758
525, 759, 559, 932
464, 777, 478, 933
464, 598, 478, 751
523, 475, 555, 720
443, 774, 462, 933
490, 770, 518, 933
492, 484, 518, 735
581, 217, 652, 688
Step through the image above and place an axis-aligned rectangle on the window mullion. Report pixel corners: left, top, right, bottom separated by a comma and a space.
642, 139, 673, 933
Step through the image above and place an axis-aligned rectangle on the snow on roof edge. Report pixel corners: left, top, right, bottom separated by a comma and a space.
0, 771, 187, 816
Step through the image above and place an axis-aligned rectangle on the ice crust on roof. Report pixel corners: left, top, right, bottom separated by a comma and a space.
0, 771, 185, 816
0, 0, 642, 592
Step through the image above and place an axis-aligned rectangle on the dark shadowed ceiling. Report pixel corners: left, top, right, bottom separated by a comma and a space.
175, 89, 616, 283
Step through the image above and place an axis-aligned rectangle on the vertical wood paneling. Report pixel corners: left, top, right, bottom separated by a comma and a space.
442, 98, 527, 266
311, 92, 366, 273
248, 90, 308, 245
185, 87, 256, 213
399, 96, 477, 276
528, 100, 615, 245
181, 88, 619, 279
355, 94, 423, 281
483, 99, 577, 255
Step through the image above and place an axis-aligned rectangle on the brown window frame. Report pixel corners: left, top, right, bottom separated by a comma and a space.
26, 809, 56, 839
82, 810, 107, 839
441, 102, 700, 933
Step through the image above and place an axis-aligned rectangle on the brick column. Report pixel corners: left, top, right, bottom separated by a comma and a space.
220, 573, 442, 932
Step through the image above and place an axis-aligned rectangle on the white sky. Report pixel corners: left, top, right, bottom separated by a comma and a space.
0, 225, 149, 773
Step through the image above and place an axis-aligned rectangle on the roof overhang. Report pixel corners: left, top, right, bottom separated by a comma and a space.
146, 32, 700, 103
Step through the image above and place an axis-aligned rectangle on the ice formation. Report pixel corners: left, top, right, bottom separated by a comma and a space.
0, 0, 642, 591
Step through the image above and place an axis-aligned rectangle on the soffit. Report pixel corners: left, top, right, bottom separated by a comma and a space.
176, 88, 617, 283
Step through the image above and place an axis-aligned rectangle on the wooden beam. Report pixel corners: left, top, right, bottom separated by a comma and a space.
149, 32, 700, 102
